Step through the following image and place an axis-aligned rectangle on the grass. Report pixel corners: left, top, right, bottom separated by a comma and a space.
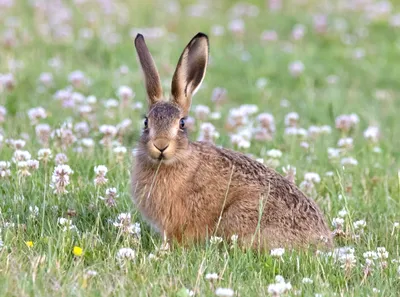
1, 0, 400, 296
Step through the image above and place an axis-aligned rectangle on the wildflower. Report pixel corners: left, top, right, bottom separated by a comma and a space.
117, 85, 134, 105
230, 134, 250, 149
211, 87, 227, 106
228, 19, 245, 35
0, 106, 6, 123
267, 275, 292, 296
99, 125, 117, 147
288, 61, 304, 77
94, 165, 108, 186
55, 153, 68, 165
353, 220, 366, 230
38, 72, 53, 87
116, 247, 136, 261
363, 126, 380, 143
337, 137, 353, 149
0, 161, 11, 178
210, 236, 223, 245
337, 247, 356, 271
211, 25, 225, 36
68, 70, 86, 88
37, 148, 52, 163
113, 146, 127, 162
205, 272, 219, 281
335, 114, 359, 132
26, 241, 34, 248
266, 149, 282, 159
282, 165, 296, 183
17, 161, 31, 177
261, 30, 278, 42
29, 205, 39, 218
341, 157, 358, 167
35, 124, 51, 146
284, 112, 299, 127
215, 288, 234, 297
291, 24, 306, 40
377, 247, 389, 260
284, 127, 307, 138
27, 107, 47, 125
270, 248, 285, 259
194, 105, 210, 121
85, 270, 98, 277
332, 218, 344, 229
304, 172, 321, 183
338, 208, 347, 218
302, 278, 313, 284
328, 147, 342, 160
73, 246, 83, 257
51, 122, 76, 149
12, 150, 31, 163
50, 165, 73, 194
101, 188, 118, 207
81, 138, 95, 149
255, 77, 268, 89
231, 234, 238, 243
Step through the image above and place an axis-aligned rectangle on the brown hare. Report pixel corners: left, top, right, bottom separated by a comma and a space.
131, 32, 333, 250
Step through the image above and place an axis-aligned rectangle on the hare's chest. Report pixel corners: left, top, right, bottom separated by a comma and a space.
133, 174, 188, 233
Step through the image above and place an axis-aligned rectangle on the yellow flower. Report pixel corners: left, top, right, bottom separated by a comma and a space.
26, 241, 34, 248
73, 246, 83, 257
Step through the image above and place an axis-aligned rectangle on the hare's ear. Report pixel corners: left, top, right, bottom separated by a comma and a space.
171, 32, 209, 115
134, 34, 163, 107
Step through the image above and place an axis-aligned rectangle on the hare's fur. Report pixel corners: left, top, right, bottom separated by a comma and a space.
132, 33, 333, 249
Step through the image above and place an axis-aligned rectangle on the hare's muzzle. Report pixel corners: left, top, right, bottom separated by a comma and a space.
152, 138, 170, 154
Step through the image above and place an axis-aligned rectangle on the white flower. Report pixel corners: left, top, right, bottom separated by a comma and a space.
288, 61, 305, 77
338, 208, 347, 218
29, 205, 39, 218
302, 278, 313, 284
117, 86, 134, 100
270, 248, 285, 258
50, 165, 73, 194
0, 161, 11, 178
27, 107, 47, 124
38, 148, 52, 161
231, 234, 238, 243
363, 126, 380, 143
116, 248, 136, 261
332, 218, 344, 228
341, 157, 358, 166
12, 150, 31, 163
328, 147, 342, 159
266, 149, 282, 159
194, 105, 210, 120
337, 137, 353, 148
353, 220, 366, 230
268, 276, 292, 295
58, 217, 72, 226
215, 287, 234, 297
363, 251, 378, 260
94, 165, 108, 186
377, 247, 389, 259
284, 112, 299, 127
205, 273, 219, 281
304, 172, 321, 183
210, 236, 223, 244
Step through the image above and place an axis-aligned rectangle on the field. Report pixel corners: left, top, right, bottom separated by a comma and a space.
1, 0, 400, 296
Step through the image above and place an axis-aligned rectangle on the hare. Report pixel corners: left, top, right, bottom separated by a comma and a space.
131, 32, 333, 250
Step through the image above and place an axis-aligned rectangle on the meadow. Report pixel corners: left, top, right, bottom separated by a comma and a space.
1, 0, 400, 296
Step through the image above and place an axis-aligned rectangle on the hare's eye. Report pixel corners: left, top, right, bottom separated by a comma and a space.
144, 117, 148, 129
179, 118, 185, 130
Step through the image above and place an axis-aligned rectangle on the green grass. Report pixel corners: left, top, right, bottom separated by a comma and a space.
1, 0, 400, 296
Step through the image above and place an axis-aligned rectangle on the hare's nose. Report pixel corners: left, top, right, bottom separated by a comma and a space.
153, 139, 169, 153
